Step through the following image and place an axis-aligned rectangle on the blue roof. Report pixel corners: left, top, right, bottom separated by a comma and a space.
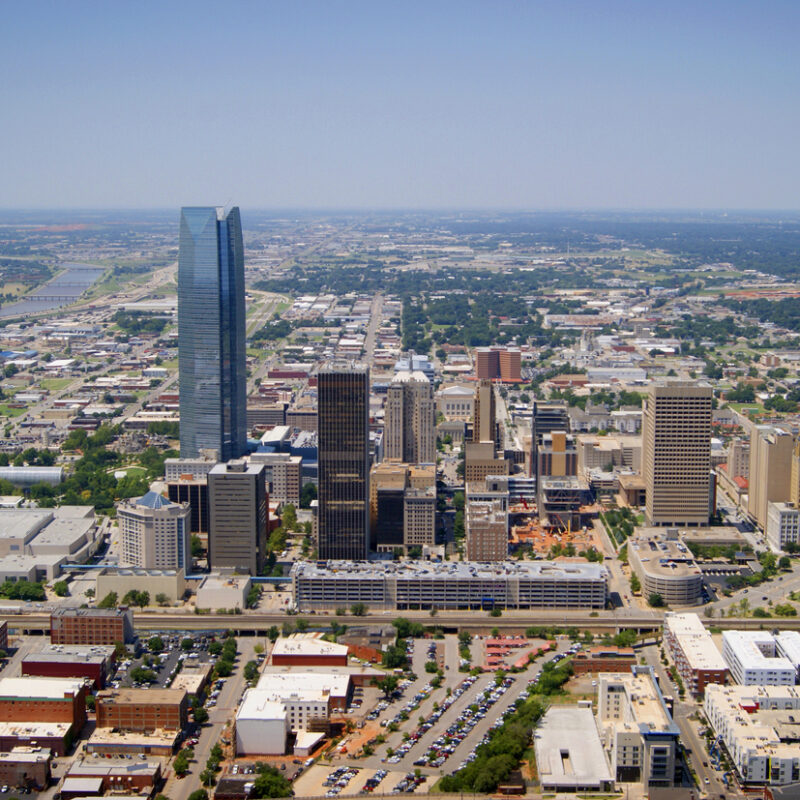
136, 491, 174, 509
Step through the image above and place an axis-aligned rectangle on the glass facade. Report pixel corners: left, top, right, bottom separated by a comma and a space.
178, 207, 247, 461
318, 367, 370, 560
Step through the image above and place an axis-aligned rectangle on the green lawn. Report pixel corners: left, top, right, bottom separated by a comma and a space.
0, 404, 26, 417
39, 378, 74, 391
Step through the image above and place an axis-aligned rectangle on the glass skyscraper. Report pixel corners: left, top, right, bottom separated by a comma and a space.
178, 207, 247, 461
317, 366, 370, 560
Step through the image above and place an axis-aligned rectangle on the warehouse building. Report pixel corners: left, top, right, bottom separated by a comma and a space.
291, 560, 607, 611
95, 688, 188, 733
270, 634, 348, 668
22, 644, 116, 688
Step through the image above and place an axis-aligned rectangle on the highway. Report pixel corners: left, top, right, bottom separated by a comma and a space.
9, 608, 800, 635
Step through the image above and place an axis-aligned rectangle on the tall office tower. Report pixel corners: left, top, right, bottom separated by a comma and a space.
643, 382, 712, 527
318, 367, 370, 560
208, 460, 268, 575
178, 207, 247, 461
472, 379, 497, 445
384, 370, 435, 464
475, 347, 521, 382
530, 401, 569, 482
465, 499, 508, 561
117, 491, 191, 571
748, 425, 793, 531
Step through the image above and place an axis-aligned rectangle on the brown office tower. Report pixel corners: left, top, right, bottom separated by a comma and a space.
643, 382, 712, 527
498, 349, 521, 382
476, 347, 521, 382
50, 608, 134, 645
208, 460, 268, 575
318, 366, 370, 560
472, 379, 497, 445
384, 370, 435, 463
465, 499, 508, 561
476, 349, 500, 381
530, 401, 569, 482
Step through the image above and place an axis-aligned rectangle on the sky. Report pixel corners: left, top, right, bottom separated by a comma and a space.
2, 0, 799, 210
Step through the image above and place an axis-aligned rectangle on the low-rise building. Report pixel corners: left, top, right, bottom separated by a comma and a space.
22, 644, 115, 688
270, 634, 348, 668
572, 647, 636, 676
535, 704, 614, 792
627, 530, 703, 606
722, 631, 797, 686
95, 568, 186, 605
292, 560, 607, 611
0, 746, 52, 790
195, 573, 252, 611
234, 694, 289, 756
0, 722, 72, 757
50, 607, 134, 645
64, 760, 161, 795
95, 688, 188, 733
0, 677, 87, 730
663, 612, 728, 697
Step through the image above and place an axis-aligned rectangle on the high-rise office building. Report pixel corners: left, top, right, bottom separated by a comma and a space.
208, 460, 267, 575
384, 370, 435, 464
178, 207, 247, 462
530, 401, 569, 482
748, 425, 793, 531
643, 382, 712, 527
117, 491, 191, 571
318, 367, 370, 560
472, 379, 497, 445
475, 347, 521, 382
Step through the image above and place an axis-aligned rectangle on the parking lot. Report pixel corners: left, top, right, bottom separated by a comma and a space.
292, 765, 431, 797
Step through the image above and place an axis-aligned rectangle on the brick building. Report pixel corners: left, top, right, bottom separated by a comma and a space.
270, 634, 348, 668
0, 677, 87, 729
664, 612, 728, 697
0, 620, 7, 653
22, 645, 116, 689
64, 760, 162, 795
572, 647, 637, 675
50, 607, 134, 646
95, 688, 188, 733
0, 747, 52, 790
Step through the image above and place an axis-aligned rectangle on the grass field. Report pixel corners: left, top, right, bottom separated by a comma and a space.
39, 377, 74, 391
0, 404, 26, 417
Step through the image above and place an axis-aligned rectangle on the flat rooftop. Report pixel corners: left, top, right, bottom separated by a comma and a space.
603, 670, 678, 734
97, 688, 186, 705
256, 671, 349, 698
0, 721, 71, 738
629, 533, 701, 579
723, 631, 795, 672
665, 613, 728, 671
0, 676, 85, 699
24, 644, 114, 665
534, 705, 613, 788
271, 634, 348, 659
236, 690, 287, 722
292, 559, 607, 581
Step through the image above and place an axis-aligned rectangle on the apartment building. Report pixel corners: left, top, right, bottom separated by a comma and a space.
722, 631, 797, 686
663, 612, 728, 697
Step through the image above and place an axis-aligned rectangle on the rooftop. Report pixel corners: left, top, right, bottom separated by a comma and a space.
723, 631, 796, 673
256, 671, 350, 698
534, 705, 613, 788
271, 634, 348, 659
291, 559, 607, 581
96, 688, 186, 705
0, 676, 86, 699
24, 644, 115, 665
665, 612, 728, 671
236, 690, 287, 723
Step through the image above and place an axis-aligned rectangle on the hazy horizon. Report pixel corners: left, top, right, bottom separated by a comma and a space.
4, 0, 799, 210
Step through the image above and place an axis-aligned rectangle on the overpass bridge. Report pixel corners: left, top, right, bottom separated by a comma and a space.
4, 609, 800, 637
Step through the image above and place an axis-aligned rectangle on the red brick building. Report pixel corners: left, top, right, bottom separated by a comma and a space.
0, 677, 87, 729
22, 645, 115, 689
64, 760, 162, 795
572, 647, 637, 675
0, 620, 7, 653
50, 607, 134, 646
95, 688, 188, 733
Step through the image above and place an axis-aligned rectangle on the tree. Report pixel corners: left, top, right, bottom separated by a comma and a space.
199, 769, 216, 787
156, 593, 169, 607
779, 555, 792, 570
187, 791, 208, 800
193, 706, 209, 725
251, 763, 293, 798
191, 535, 203, 559
97, 591, 118, 609
130, 667, 157, 684
300, 482, 317, 508
281, 503, 297, 530
173, 751, 190, 777
350, 602, 367, 616
53, 580, 69, 597
629, 574, 641, 593
375, 675, 399, 698
244, 661, 259, 682
181, 637, 195, 651
148, 636, 165, 653
648, 593, 665, 608
424, 660, 438, 674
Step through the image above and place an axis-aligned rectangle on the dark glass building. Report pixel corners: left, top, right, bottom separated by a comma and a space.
318, 367, 370, 560
178, 207, 247, 461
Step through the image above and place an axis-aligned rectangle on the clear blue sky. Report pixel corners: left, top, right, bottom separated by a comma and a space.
3, 0, 799, 210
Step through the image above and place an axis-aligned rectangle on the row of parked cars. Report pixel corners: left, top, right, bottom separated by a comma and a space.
380, 683, 433, 735
324, 766, 360, 797
413, 675, 515, 768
